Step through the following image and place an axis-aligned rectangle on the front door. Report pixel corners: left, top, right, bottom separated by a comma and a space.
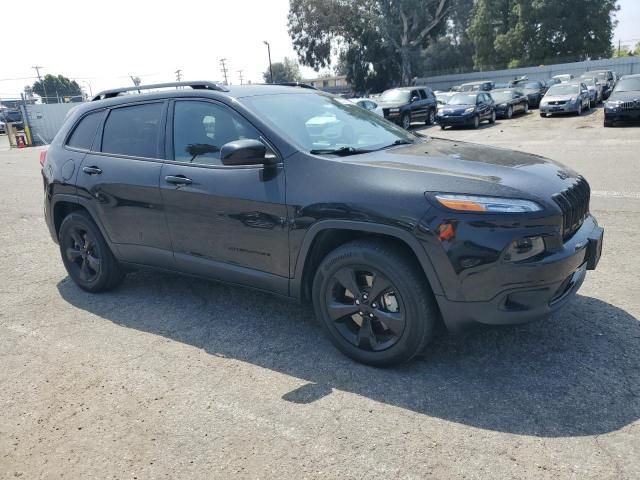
76, 100, 174, 267
159, 99, 289, 294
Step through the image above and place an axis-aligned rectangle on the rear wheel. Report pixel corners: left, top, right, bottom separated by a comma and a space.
426, 109, 436, 126
312, 240, 437, 367
506, 106, 513, 119
401, 113, 411, 130
58, 211, 125, 292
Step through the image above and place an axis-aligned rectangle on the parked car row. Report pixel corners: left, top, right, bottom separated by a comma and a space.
349, 70, 637, 129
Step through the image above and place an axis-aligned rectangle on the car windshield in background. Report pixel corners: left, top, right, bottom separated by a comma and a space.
614, 78, 640, 92
523, 82, 542, 89
379, 90, 410, 103
242, 93, 416, 154
460, 84, 481, 92
448, 94, 477, 105
491, 91, 513, 103
583, 78, 596, 86
547, 84, 579, 96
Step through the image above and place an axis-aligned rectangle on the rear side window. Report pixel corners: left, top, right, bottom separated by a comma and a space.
418, 89, 427, 100
66, 111, 103, 150
101, 103, 163, 158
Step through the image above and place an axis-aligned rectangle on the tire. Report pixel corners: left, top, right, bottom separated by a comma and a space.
604, 120, 614, 128
426, 109, 436, 126
312, 239, 437, 367
524, 103, 529, 114
401, 113, 411, 130
540, 112, 547, 118
58, 211, 125, 292
472, 115, 480, 129
506, 106, 513, 119
489, 110, 496, 124
576, 102, 582, 116
440, 124, 446, 130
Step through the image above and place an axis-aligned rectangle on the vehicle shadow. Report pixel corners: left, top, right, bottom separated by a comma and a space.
57, 271, 640, 438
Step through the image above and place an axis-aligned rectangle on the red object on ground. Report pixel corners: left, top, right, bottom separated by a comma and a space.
39, 149, 47, 168
16, 135, 26, 148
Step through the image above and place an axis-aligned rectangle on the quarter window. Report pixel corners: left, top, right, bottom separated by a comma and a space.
66, 110, 103, 151
101, 103, 163, 158
172, 101, 262, 166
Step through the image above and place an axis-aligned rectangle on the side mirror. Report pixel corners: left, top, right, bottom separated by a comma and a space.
220, 139, 271, 166
411, 96, 419, 103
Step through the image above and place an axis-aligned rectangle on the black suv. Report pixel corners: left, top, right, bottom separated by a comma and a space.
378, 86, 437, 129
42, 81, 604, 367
604, 74, 640, 127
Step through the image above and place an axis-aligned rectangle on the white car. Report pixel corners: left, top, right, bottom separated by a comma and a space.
350, 98, 383, 116
552, 74, 574, 83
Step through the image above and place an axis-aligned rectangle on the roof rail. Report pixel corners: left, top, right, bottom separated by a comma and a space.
91, 81, 229, 101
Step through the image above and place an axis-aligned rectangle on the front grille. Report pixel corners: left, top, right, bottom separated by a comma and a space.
621, 100, 640, 111
549, 100, 567, 105
553, 177, 591, 240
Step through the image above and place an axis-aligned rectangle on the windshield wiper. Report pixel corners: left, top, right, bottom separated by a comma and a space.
375, 139, 416, 150
309, 146, 372, 156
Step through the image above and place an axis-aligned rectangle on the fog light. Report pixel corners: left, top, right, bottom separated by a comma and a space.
505, 236, 545, 262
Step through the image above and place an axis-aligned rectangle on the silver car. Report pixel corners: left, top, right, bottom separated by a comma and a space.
540, 82, 591, 117
581, 77, 603, 106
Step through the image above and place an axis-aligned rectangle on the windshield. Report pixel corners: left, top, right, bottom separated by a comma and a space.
547, 84, 579, 96
448, 94, 477, 105
460, 84, 481, 92
380, 89, 410, 103
241, 93, 416, 153
614, 77, 640, 92
523, 82, 541, 89
583, 78, 596, 86
491, 91, 514, 103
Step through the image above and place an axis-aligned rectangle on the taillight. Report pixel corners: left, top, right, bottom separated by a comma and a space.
39, 149, 47, 168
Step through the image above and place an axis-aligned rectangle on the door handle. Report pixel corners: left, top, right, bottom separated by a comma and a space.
82, 166, 102, 175
165, 175, 192, 185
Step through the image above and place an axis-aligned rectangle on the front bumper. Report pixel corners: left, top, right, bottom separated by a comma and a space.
605, 108, 640, 123
540, 103, 579, 115
419, 214, 603, 332
436, 113, 474, 126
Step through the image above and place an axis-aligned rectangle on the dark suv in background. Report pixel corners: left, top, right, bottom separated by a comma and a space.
42, 81, 603, 367
378, 86, 437, 129
604, 74, 640, 127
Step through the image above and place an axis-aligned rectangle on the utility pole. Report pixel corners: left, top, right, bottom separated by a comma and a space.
32, 65, 48, 104
238, 70, 244, 85
263, 41, 273, 83
175, 69, 182, 82
219, 59, 229, 85
618, 39, 621, 57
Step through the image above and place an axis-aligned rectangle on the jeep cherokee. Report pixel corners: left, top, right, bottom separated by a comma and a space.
42, 81, 604, 367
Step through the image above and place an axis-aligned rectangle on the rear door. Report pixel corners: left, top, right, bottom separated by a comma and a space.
159, 99, 289, 294
76, 100, 174, 268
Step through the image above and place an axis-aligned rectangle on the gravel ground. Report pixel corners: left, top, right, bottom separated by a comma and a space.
1, 107, 639, 479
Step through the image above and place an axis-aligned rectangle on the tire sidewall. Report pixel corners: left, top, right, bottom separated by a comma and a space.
402, 113, 411, 130
312, 246, 431, 366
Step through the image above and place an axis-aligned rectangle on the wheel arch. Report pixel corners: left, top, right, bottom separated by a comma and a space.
291, 220, 444, 301
51, 194, 114, 250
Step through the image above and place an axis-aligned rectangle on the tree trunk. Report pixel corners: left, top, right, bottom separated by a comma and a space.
400, 45, 412, 86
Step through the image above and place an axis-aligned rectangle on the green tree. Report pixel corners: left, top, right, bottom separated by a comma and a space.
263, 57, 302, 83
468, 0, 620, 70
32, 74, 82, 104
288, 0, 450, 88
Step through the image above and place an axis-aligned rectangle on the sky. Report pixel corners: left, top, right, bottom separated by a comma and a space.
1, 0, 639, 100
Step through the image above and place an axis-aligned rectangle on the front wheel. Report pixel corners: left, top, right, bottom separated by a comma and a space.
524, 103, 529, 114
489, 110, 496, 124
604, 119, 614, 128
426, 109, 436, 126
59, 211, 125, 292
576, 102, 582, 116
472, 115, 480, 129
401, 113, 411, 130
312, 240, 437, 367
506, 106, 513, 119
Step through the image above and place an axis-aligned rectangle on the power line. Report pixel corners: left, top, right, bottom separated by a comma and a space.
219, 58, 229, 85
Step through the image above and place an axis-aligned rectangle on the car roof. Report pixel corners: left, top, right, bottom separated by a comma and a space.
491, 88, 518, 93
461, 80, 491, 85
621, 74, 640, 79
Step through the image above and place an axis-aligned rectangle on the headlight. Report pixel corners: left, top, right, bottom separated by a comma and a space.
464, 107, 475, 114
498, 103, 508, 107
434, 194, 542, 213
606, 101, 622, 108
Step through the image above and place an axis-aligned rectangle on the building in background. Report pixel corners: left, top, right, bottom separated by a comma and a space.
304, 75, 352, 95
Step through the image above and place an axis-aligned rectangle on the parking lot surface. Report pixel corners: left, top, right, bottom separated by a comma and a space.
1, 108, 639, 479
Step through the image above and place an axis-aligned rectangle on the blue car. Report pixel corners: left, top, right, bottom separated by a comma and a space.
436, 92, 496, 129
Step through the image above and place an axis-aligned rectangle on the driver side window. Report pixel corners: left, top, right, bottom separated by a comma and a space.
172, 101, 261, 165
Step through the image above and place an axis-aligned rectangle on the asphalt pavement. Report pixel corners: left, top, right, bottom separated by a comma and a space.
0, 108, 639, 479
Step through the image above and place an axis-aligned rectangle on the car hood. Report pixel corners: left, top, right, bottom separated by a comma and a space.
341, 138, 581, 203
377, 101, 407, 108
543, 95, 575, 102
439, 104, 473, 113
608, 91, 640, 102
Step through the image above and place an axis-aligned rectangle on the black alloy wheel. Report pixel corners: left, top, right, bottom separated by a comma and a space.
312, 240, 437, 366
426, 109, 436, 126
325, 266, 405, 352
59, 211, 125, 292
402, 113, 411, 130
